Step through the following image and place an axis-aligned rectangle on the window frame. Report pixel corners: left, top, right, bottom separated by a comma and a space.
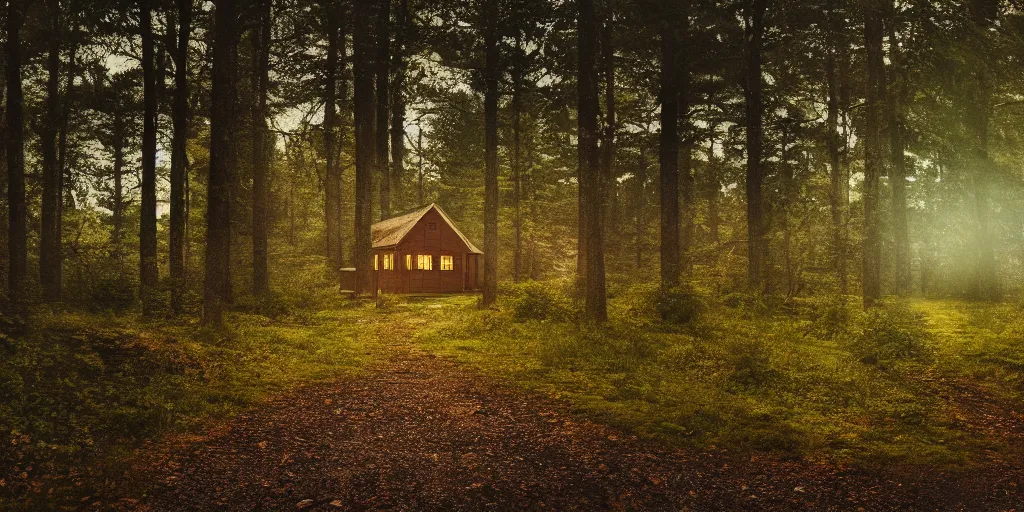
405, 254, 412, 270
417, 254, 433, 270
440, 255, 454, 271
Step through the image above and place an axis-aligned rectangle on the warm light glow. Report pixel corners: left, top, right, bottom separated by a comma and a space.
441, 256, 454, 271
383, 253, 394, 270
417, 254, 433, 270
406, 254, 412, 270
374, 254, 378, 271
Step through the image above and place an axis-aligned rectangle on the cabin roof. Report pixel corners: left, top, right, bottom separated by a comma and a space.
371, 203, 483, 254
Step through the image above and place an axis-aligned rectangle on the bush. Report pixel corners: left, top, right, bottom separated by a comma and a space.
852, 301, 931, 364
807, 296, 853, 340
502, 281, 575, 322
725, 336, 778, 390
656, 286, 705, 325
87, 273, 137, 313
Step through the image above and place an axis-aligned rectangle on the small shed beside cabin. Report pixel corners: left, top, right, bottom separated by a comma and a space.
371, 204, 483, 294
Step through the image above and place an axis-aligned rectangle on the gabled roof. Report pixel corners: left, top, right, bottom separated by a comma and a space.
371, 203, 483, 254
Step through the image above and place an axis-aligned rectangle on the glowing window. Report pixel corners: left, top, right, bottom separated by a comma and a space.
417, 254, 433, 270
406, 254, 412, 270
440, 256, 454, 271
374, 254, 378, 271
383, 253, 394, 270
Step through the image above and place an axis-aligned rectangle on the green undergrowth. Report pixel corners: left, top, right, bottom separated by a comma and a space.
415, 284, 1023, 469
0, 255, 376, 510
913, 298, 1024, 401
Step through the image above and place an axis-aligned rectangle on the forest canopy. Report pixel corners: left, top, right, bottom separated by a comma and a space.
0, 0, 1021, 318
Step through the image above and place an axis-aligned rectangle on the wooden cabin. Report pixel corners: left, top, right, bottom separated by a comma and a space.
371, 204, 483, 294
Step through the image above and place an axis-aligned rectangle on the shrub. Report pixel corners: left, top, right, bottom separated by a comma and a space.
851, 301, 931, 364
808, 296, 853, 340
502, 281, 575, 322
656, 286, 705, 325
725, 336, 778, 390
87, 273, 137, 313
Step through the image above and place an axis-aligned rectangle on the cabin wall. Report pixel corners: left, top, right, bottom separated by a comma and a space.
373, 209, 480, 294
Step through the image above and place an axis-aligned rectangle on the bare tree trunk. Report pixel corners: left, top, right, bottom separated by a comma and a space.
600, 16, 617, 247
705, 137, 720, 245
862, 2, 884, 308
678, 10, 694, 277
390, 0, 408, 210
967, 0, 999, 300
113, 123, 125, 260
482, 0, 499, 306
324, 0, 342, 271
887, 16, 910, 295
579, 0, 606, 320
5, 0, 26, 302
659, 0, 680, 292
376, 0, 391, 219
41, 0, 62, 303
170, 0, 192, 314
512, 35, 523, 283
744, 0, 767, 293
204, 0, 239, 326
140, 0, 160, 313
353, 0, 377, 296
825, 0, 847, 296
634, 148, 647, 271
59, 16, 78, 211
252, 0, 272, 295
416, 127, 424, 204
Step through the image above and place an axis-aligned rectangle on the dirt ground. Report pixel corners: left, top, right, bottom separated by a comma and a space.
93, 334, 1024, 512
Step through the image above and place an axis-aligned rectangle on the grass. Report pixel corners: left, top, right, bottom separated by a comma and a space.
413, 285, 1022, 469
4, 267, 1024, 508
0, 254, 378, 510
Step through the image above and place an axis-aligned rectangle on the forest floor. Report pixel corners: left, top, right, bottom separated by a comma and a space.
92, 298, 1023, 511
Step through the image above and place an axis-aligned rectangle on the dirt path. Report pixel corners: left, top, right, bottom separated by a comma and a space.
98, 336, 1024, 512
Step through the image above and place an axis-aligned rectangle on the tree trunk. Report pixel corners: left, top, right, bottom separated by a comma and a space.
887, 16, 910, 295
252, 0, 272, 295
376, 0, 391, 219
170, 0, 192, 314
59, 19, 78, 211
113, 122, 125, 260
140, 0, 160, 312
600, 16, 617, 247
41, 0, 62, 302
6, 0, 26, 302
678, 10, 693, 277
390, 0, 408, 210
744, 0, 767, 293
482, 0, 500, 306
512, 35, 524, 283
323, 0, 342, 271
862, 2, 884, 308
579, 0, 606, 320
204, 0, 239, 326
825, 0, 847, 296
416, 127, 424, 204
705, 137, 720, 245
967, 0, 999, 300
353, 0, 377, 296
659, 0, 680, 292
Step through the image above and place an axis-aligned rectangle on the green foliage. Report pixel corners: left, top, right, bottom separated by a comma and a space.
655, 285, 706, 325
415, 287, 1016, 468
852, 301, 932, 364
500, 280, 576, 322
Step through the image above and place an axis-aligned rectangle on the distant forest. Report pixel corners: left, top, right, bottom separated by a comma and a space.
1, 0, 1021, 321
